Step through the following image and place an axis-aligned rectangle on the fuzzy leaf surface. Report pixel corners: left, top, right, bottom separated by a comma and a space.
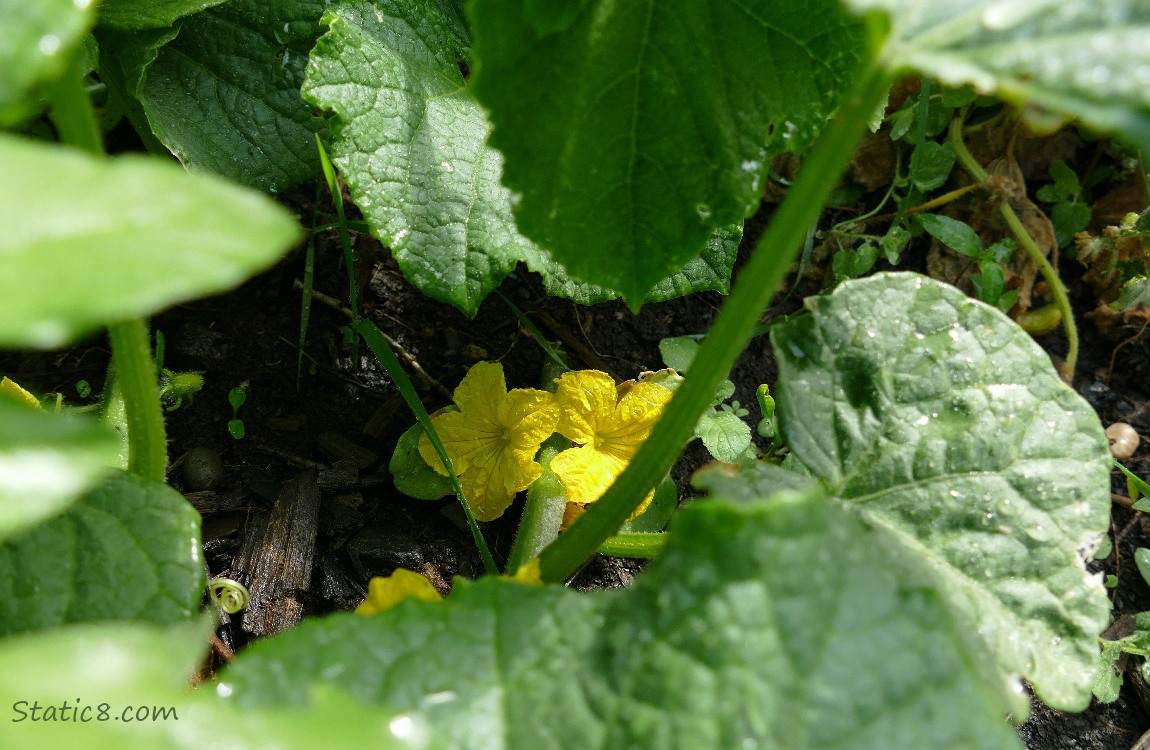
301, 0, 528, 316
221, 488, 1020, 749
0, 473, 204, 637
0, 134, 301, 347
0, 401, 119, 543
135, 0, 330, 192
0, 0, 94, 125
695, 409, 752, 462
469, 0, 864, 304
849, 0, 1150, 151
523, 224, 742, 305
771, 272, 1111, 710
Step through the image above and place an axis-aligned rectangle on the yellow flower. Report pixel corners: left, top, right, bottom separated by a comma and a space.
356, 569, 442, 615
419, 361, 558, 521
550, 370, 671, 517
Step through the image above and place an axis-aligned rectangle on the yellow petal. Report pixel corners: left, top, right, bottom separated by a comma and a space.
553, 370, 617, 443
451, 360, 506, 416
551, 443, 629, 505
459, 460, 536, 521
0, 377, 41, 409
508, 557, 543, 585
606, 381, 671, 443
415, 361, 558, 522
418, 409, 502, 476
501, 388, 559, 448
355, 569, 442, 615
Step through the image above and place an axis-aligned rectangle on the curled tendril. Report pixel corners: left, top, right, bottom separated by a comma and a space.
207, 578, 250, 614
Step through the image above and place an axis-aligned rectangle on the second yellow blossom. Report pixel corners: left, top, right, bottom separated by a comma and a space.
550, 370, 671, 516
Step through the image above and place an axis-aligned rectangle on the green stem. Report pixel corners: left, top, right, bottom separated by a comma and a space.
49, 47, 169, 481
506, 439, 569, 574
948, 116, 1079, 381
537, 61, 895, 583
107, 320, 167, 482
353, 317, 499, 576
46, 58, 102, 156
598, 532, 667, 559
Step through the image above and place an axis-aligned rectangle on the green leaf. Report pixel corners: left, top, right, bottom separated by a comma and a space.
1110, 275, 1150, 312
0, 400, 119, 543
831, 240, 879, 281
390, 423, 453, 501
0, 619, 208, 748
915, 212, 983, 256
469, 0, 866, 305
1050, 200, 1091, 247
523, 224, 742, 305
881, 222, 912, 264
849, 0, 1150, 152
0, 134, 301, 348
618, 474, 678, 534
95, 0, 227, 30
133, 1, 330, 192
972, 258, 1006, 303
658, 337, 700, 373
221, 487, 1022, 748
1136, 547, 1150, 588
910, 140, 956, 190
0, 472, 204, 636
771, 272, 1111, 710
0, 0, 95, 126
301, 0, 529, 316
695, 409, 753, 463
0, 620, 422, 749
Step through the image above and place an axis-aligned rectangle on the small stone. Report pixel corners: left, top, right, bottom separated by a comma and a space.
1106, 422, 1140, 460
183, 447, 225, 491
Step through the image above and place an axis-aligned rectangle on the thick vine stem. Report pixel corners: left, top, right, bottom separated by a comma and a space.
597, 532, 667, 559
537, 61, 897, 583
108, 320, 168, 482
506, 439, 569, 575
948, 116, 1079, 382
46, 56, 102, 156
48, 51, 171, 481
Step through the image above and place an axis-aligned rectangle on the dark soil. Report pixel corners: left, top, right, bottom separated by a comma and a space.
6, 162, 1150, 747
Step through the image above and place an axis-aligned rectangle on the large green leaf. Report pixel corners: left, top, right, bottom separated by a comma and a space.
771, 272, 1111, 710
849, 0, 1150, 150
0, 134, 301, 348
468, 0, 865, 305
0, 472, 204, 637
132, 0, 330, 192
0, 0, 95, 125
301, 0, 529, 316
0, 400, 119, 543
0, 620, 423, 750
220, 488, 1020, 749
523, 224, 742, 305
95, 0, 226, 30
